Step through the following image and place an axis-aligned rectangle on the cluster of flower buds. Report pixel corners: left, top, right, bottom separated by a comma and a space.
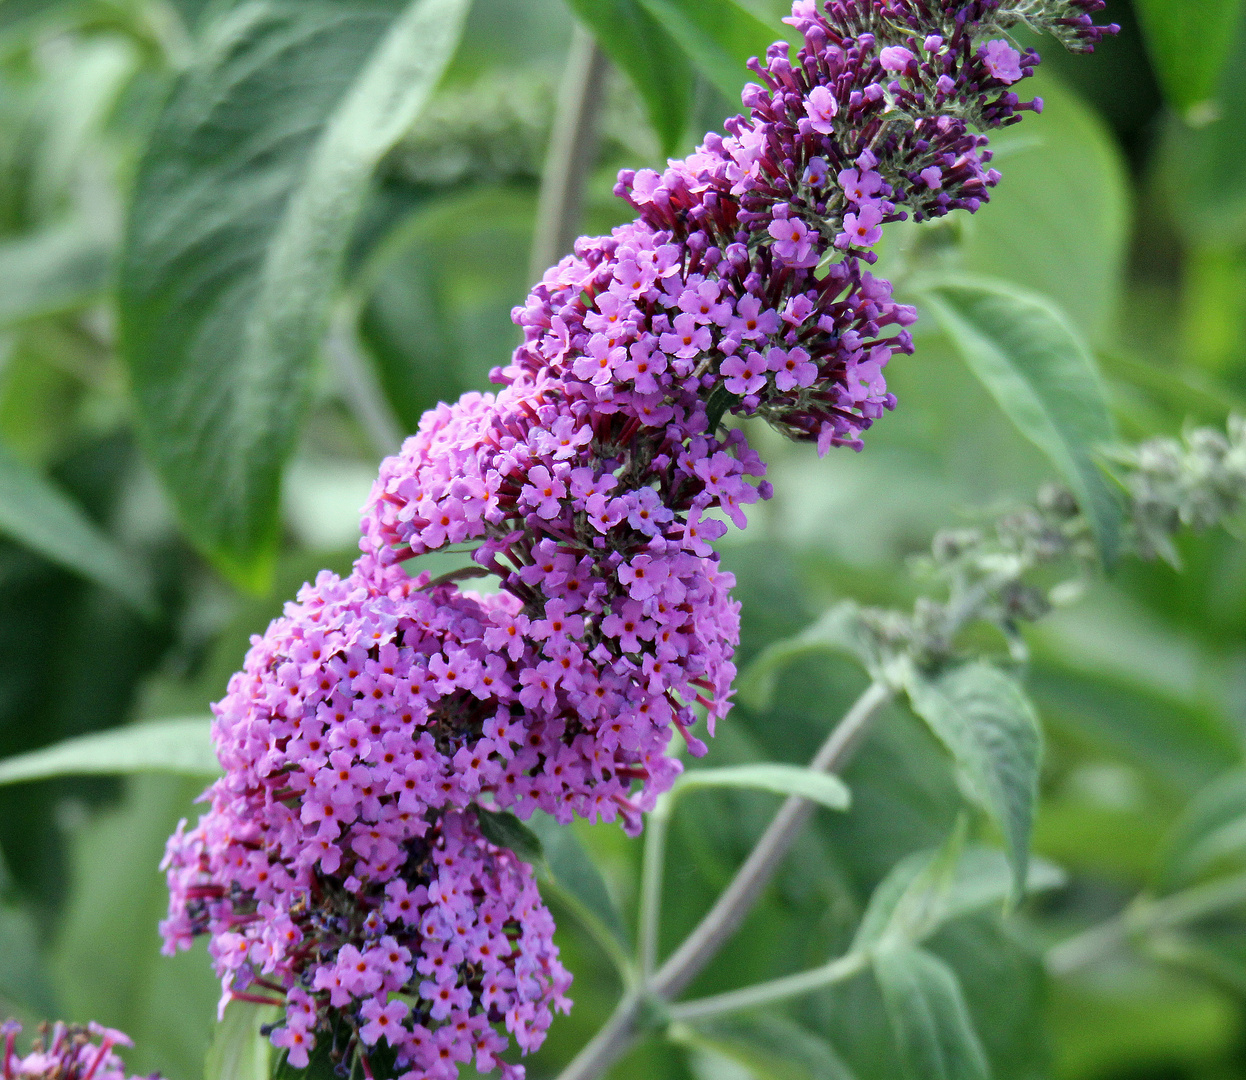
1, 1022, 147, 1080
163, 2, 1115, 1077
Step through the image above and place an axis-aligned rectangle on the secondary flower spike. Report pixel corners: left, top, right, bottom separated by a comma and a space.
1, 1021, 149, 1080
165, 2, 1114, 1078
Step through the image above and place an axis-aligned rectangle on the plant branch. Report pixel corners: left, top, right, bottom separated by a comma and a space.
639, 794, 672, 980
528, 25, 610, 282
554, 681, 893, 1080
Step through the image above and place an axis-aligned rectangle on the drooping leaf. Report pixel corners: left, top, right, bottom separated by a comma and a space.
674, 763, 851, 812
737, 601, 875, 710
0, 442, 158, 618
119, 0, 470, 589
0, 224, 112, 326
854, 841, 1066, 952
918, 275, 1122, 565
476, 807, 545, 864
873, 945, 991, 1080
562, 0, 694, 156
687, 1013, 860, 1080
1133, 0, 1245, 116
903, 662, 1043, 896
634, 0, 776, 101
527, 811, 631, 953
0, 719, 218, 786
1161, 768, 1246, 890
206, 1001, 277, 1080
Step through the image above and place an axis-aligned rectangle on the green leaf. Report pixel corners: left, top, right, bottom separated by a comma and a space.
737, 602, 875, 710
706, 384, 743, 434
563, 0, 694, 156
1161, 768, 1246, 890
903, 662, 1043, 896
854, 841, 1065, 952
918, 275, 1122, 565
527, 811, 631, 952
0, 442, 158, 618
0, 224, 113, 326
1133, 0, 1245, 117
119, 0, 470, 590
675, 763, 851, 812
684, 1013, 859, 1080
0, 901, 56, 1017
634, 0, 776, 101
873, 945, 991, 1080
207, 1001, 277, 1080
0, 718, 218, 786
476, 807, 545, 864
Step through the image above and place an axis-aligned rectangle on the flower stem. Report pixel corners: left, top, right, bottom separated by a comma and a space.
528, 25, 610, 282
639, 793, 672, 979
554, 681, 893, 1080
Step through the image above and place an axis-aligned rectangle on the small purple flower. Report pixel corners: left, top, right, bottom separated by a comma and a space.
982, 39, 1024, 84
805, 85, 838, 133
879, 45, 915, 72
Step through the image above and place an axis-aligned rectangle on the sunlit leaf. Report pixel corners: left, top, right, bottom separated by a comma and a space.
206, 1001, 277, 1080
0, 224, 112, 326
119, 0, 469, 589
635, 0, 776, 101
918, 275, 1122, 565
0, 719, 217, 786
675, 763, 850, 812
563, 0, 694, 156
903, 662, 1042, 896
1161, 768, 1246, 890
874, 945, 991, 1080
0, 443, 158, 618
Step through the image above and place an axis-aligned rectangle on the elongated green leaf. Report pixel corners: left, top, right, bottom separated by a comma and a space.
119, 0, 469, 589
0, 719, 217, 786
0, 443, 157, 618
635, 0, 775, 101
687, 1013, 859, 1080
1162, 768, 1246, 890
675, 763, 850, 812
903, 662, 1042, 896
0, 224, 112, 326
918, 276, 1122, 565
738, 601, 875, 710
1134, 0, 1245, 116
476, 807, 544, 864
854, 842, 1065, 952
527, 811, 631, 951
874, 945, 991, 1080
0, 902, 56, 1016
563, 0, 693, 156
207, 1001, 277, 1080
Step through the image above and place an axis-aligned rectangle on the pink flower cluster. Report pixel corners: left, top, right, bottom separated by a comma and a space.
1, 1022, 146, 1080
163, 2, 1115, 1078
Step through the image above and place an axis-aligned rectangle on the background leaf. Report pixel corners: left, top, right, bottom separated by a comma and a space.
0, 224, 112, 327
0, 441, 157, 617
205, 1001, 277, 1080
918, 275, 1123, 565
1161, 769, 1246, 890
1133, 0, 1245, 115
119, 0, 469, 589
873, 945, 992, 1080
675, 764, 851, 812
904, 662, 1043, 895
0, 718, 217, 786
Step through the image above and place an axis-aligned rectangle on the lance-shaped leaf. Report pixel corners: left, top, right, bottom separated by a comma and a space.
674, 763, 850, 812
0, 224, 113, 327
119, 0, 470, 590
684, 1013, 859, 1080
206, 1001, 277, 1080
874, 945, 991, 1080
0, 443, 157, 618
1133, 0, 1245, 117
917, 275, 1122, 566
475, 807, 545, 865
1161, 768, 1246, 890
0, 719, 218, 786
903, 662, 1042, 896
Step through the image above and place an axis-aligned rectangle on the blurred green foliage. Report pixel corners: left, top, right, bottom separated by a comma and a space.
1, 1, 1246, 1079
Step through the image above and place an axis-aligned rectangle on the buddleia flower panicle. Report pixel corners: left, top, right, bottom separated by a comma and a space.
163, 2, 1114, 1077
1, 1021, 149, 1080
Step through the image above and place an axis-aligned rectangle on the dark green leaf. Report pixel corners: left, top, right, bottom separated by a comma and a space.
737, 602, 875, 710
1133, 0, 1245, 116
476, 807, 545, 864
634, 0, 776, 101
0, 442, 158, 618
206, 1001, 277, 1080
119, 0, 469, 589
0, 901, 56, 1016
873, 945, 991, 1080
675, 764, 850, 812
1161, 768, 1246, 890
0, 719, 218, 786
0, 224, 112, 326
563, 0, 694, 156
904, 662, 1042, 896
706, 384, 743, 434
919, 275, 1123, 565
688, 1013, 859, 1080
527, 811, 631, 952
